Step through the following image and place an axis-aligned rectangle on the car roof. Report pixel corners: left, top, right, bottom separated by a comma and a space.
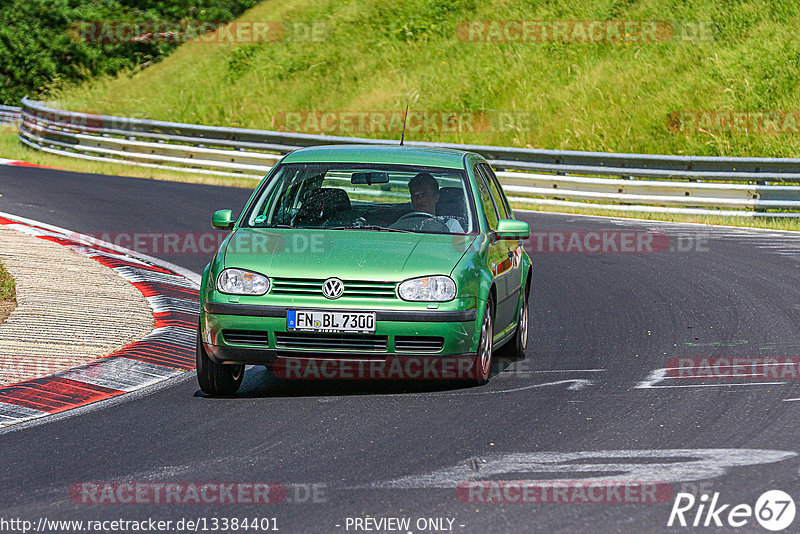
281, 144, 472, 170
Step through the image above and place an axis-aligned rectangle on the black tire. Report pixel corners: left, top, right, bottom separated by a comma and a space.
196, 329, 244, 395
470, 298, 494, 386
501, 289, 529, 360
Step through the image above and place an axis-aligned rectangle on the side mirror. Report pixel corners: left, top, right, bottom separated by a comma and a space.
495, 219, 530, 239
212, 209, 234, 230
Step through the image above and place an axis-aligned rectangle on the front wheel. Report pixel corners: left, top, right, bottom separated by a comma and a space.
196, 329, 244, 395
502, 289, 529, 360
470, 299, 494, 385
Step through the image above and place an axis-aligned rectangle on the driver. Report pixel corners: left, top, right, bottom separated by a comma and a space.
407, 173, 464, 233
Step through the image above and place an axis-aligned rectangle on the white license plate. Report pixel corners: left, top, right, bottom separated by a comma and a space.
287, 310, 376, 333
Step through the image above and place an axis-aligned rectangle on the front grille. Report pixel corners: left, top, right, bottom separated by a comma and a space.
395, 336, 445, 352
275, 332, 388, 351
270, 278, 397, 299
222, 330, 269, 346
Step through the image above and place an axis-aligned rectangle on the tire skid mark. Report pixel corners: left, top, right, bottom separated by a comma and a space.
0, 215, 199, 427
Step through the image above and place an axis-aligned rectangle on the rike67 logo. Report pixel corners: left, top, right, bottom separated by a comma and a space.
668, 490, 796, 531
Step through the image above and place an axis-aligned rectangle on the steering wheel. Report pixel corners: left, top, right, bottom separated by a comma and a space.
392, 211, 449, 232
395, 211, 436, 223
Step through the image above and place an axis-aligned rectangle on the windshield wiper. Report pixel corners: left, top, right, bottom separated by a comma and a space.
328, 225, 414, 233
257, 223, 316, 229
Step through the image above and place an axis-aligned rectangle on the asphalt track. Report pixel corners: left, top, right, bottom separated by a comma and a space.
1, 164, 800, 533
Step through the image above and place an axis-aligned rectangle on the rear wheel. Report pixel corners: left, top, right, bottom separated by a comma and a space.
470, 299, 494, 385
196, 328, 244, 395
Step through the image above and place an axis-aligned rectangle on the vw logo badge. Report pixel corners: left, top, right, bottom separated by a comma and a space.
322, 277, 344, 299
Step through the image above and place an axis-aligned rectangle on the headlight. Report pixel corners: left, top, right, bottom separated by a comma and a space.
398, 275, 456, 302
217, 268, 269, 295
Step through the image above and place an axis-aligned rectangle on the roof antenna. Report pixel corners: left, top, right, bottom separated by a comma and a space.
400, 105, 408, 146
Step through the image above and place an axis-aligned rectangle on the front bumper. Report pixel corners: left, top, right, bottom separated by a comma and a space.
201, 301, 480, 366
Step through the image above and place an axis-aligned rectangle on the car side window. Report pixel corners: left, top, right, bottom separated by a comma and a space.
480, 164, 512, 220
474, 165, 499, 230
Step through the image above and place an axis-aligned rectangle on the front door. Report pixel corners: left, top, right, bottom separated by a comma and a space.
474, 164, 515, 332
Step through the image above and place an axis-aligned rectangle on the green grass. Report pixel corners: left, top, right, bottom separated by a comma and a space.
47, 0, 800, 158
0, 259, 15, 301
4, 0, 800, 231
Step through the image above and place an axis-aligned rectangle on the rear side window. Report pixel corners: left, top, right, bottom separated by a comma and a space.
474, 165, 499, 230
480, 164, 512, 219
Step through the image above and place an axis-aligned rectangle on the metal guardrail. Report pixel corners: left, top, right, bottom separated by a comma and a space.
0, 105, 21, 127
14, 98, 800, 217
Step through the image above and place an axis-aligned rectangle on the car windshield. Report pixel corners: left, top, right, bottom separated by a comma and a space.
243, 162, 475, 234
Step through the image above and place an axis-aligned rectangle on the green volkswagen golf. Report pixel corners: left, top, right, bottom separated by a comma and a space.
197, 144, 532, 394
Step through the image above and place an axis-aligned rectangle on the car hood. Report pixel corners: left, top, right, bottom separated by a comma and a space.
223, 228, 476, 280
